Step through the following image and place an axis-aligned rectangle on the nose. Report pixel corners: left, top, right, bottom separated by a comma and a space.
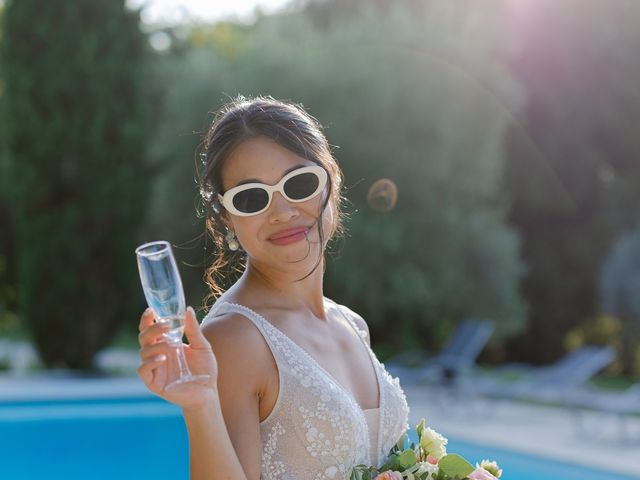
268, 191, 299, 223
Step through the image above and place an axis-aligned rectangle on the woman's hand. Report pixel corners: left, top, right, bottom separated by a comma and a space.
137, 306, 219, 411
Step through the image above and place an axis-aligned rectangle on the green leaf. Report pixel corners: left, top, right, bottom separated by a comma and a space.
398, 448, 418, 469
379, 453, 401, 472
438, 454, 475, 478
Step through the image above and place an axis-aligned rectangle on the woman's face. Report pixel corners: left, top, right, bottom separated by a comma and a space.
220, 135, 334, 272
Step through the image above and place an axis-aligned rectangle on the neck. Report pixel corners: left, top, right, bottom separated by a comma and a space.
240, 256, 327, 319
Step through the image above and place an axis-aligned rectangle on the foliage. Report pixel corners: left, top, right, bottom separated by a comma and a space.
1, 0, 154, 369
351, 417, 500, 479
564, 315, 640, 377
0, 254, 18, 336
0, 2, 19, 338
146, 1, 526, 351
601, 229, 640, 323
595, 228, 640, 375
504, 0, 640, 364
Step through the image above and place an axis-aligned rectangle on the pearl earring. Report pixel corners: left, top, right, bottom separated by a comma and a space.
225, 230, 239, 251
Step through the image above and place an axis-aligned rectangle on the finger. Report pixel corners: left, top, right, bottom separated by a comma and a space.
183, 306, 209, 348
138, 308, 156, 332
150, 356, 169, 393
138, 321, 172, 347
137, 354, 167, 388
139, 342, 173, 362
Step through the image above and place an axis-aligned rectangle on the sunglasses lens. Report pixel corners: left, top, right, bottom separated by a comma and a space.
284, 172, 320, 201
232, 188, 269, 214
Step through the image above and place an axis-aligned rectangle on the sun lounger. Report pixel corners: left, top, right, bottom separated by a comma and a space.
385, 319, 495, 385
464, 345, 617, 403
561, 381, 640, 442
581, 383, 640, 414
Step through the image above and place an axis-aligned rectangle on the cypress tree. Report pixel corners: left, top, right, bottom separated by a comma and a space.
1, 0, 153, 369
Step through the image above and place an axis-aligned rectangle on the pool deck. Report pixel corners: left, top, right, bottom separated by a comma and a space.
1, 368, 639, 476
403, 384, 640, 476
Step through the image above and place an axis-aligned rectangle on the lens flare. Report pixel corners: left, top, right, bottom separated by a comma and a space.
367, 179, 398, 212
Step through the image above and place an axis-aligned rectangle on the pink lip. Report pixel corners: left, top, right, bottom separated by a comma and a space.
269, 227, 309, 245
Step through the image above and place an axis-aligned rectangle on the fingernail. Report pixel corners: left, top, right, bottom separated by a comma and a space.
155, 354, 167, 362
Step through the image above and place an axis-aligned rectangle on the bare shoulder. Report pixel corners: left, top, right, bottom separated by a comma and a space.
201, 309, 264, 346
201, 311, 273, 388
330, 300, 371, 345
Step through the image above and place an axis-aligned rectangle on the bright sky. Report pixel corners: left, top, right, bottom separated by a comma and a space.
126, 0, 297, 24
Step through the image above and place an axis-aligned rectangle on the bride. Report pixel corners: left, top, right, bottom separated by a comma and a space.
137, 96, 409, 479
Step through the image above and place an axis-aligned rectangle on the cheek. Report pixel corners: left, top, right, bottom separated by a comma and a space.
232, 217, 261, 244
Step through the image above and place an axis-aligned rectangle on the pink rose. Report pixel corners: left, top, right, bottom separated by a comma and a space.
468, 467, 498, 480
376, 470, 403, 480
426, 454, 439, 465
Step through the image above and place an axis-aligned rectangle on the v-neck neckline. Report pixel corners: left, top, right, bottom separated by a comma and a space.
218, 300, 382, 414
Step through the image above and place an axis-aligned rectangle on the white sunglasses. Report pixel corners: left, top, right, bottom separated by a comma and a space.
217, 165, 328, 217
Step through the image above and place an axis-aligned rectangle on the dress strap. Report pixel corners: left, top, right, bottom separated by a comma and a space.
326, 299, 370, 345
326, 298, 384, 461
201, 301, 281, 355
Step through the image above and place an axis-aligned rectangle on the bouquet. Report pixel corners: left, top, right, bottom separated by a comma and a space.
350, 418, 502, 480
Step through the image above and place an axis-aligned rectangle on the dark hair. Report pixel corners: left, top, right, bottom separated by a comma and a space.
196, 95, 346, 307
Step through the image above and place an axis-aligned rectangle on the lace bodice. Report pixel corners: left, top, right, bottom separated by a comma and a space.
363, 408, 380, 466
201, 298, 410, 480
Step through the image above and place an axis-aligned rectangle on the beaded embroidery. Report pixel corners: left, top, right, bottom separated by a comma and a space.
202, 299, 410, 479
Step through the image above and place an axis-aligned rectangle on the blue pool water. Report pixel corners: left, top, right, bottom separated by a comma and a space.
1, 396, 637, 480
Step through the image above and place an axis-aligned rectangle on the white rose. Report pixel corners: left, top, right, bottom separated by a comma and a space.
477, 459, 502, 478
419, 427, 448, 460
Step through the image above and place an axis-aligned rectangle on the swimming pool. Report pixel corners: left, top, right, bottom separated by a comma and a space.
1, 396, 637, 479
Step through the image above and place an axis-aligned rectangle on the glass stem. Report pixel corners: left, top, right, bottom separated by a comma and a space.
173, 342, 193, 378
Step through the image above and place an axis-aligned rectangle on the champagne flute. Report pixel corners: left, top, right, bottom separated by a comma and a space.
135, 240, 209, 390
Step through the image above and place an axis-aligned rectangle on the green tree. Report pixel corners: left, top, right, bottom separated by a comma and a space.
0, 1, 18, 336
504, 0, 640, 364
1, 0, 153, 369
599, 229, 640, 374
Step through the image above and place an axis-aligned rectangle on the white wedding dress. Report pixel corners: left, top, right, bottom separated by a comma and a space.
202, 297, 410, 480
